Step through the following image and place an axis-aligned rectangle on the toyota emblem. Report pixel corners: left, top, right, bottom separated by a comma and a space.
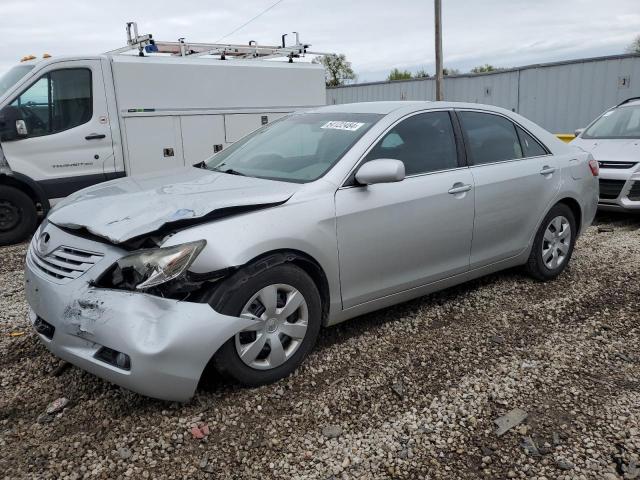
37, 232, 50, 256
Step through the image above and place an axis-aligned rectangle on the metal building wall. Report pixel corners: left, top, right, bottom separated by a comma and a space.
326, 54, 640, 132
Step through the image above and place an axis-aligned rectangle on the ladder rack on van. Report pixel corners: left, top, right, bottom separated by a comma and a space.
106, 22, 329, 62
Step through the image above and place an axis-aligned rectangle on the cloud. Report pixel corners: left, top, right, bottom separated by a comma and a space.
0, 0, 637, 81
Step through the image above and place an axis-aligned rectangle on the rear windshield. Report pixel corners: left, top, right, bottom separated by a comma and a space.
203, 112, 382, 183
582, 104, 640, 139
0, 64, 35, 99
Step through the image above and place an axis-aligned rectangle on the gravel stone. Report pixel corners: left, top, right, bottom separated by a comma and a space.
321, 425, 342, 439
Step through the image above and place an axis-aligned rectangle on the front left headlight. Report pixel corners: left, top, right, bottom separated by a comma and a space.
113, 240, 206, 290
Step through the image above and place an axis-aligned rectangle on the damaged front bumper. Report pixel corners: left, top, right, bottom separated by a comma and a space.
24, 224, 256, 402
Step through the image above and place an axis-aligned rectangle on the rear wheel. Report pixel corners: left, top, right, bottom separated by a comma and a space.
0, 186, 37, 246
206, 261, 322, 386
525, 203, 576, 281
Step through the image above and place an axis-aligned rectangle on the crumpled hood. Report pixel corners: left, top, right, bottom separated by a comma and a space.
48, 167, 300, 244
572, 138, 640, 163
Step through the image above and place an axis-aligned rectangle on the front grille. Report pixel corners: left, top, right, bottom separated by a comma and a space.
30, 245, 104, 283
599, 179, 626, 200
629, 181, 640, 201
598, 161, 637, 169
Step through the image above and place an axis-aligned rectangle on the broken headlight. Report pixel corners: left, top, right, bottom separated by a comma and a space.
112, 240, 206, 290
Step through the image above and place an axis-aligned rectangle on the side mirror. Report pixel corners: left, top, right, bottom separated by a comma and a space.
574, 128, 584, 137
0, 106, 25, 141
355, 159, 405, 185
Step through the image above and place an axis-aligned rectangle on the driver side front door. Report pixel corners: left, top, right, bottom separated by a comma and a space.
335, 110, 475, 309
2, 60, 115, 201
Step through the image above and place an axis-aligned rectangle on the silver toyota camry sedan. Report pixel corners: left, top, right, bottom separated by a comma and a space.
25, 101, 598, 401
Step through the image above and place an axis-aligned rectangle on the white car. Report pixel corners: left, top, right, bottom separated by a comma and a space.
572, 97, 640, 211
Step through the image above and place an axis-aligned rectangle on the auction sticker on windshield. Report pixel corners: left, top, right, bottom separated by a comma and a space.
321, 121, 365, 131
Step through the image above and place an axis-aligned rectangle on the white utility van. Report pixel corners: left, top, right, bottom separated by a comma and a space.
0, 24, 326, 245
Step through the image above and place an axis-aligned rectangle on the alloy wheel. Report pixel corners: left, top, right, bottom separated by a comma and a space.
235, 284, 309, 370
541, 215, 571, 270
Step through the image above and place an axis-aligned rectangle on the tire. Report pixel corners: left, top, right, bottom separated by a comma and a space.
525, 203, 576, 281
205, 259, 322, 387
0, 186, 37, 246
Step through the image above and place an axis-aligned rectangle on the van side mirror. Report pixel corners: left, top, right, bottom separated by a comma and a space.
0, 106, 26, 141
355, 159, 405, 185
574, 128, 584, 137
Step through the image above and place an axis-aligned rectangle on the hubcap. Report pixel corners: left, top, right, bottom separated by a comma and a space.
0, 200, 21, 232
235, 284, 309, 370
542, 215, 571, 270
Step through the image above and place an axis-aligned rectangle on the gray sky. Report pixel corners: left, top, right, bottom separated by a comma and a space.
1, 0, 638, 82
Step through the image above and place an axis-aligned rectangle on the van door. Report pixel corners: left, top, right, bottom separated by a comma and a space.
1, 60, 115, 200
123, 116, 184, 175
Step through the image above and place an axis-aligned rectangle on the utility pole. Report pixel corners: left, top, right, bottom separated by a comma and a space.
434, 0, 444, 100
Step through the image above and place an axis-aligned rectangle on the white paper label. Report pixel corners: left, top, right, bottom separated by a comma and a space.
321, 121, 365, 131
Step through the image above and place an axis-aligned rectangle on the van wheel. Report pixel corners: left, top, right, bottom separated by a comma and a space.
0, 186, 37, 246
525, 203, 576, 281
205, 261, 322, 387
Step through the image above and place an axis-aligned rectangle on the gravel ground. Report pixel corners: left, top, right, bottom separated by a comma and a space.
1, 213, 639, 480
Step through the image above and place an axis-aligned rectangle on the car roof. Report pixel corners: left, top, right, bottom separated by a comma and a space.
619, 99, 640, 108
307, 101, 514, 116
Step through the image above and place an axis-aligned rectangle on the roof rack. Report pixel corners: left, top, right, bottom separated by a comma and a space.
616, 97, 640, 107
106, 22, 329, 62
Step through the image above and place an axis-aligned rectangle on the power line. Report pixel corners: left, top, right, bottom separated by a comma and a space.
215, 0, 286, 42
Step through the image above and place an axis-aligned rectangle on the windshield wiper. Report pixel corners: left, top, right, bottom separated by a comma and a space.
214, 167, 246, 177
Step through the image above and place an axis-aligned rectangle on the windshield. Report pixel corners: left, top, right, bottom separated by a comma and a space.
0, 65, 35, 99
583, 104, 640, 139
203, 112, 382, 183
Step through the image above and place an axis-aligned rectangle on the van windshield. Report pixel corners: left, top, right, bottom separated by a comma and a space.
203, 112, 382, 183
582, 104, 640, 139
0, 65, 35, 99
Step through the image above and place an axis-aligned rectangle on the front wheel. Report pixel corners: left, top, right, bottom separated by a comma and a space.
0, 186, 37, 246
206, 261, 322, 386
525, 203, 576, 281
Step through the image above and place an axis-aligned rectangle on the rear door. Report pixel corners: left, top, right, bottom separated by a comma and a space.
335, 110, 475, 308
2, 60, 115, 199
456, 110, 560, 267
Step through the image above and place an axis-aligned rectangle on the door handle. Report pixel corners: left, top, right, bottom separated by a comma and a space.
540, 166, 556, 175
448, 183, 472, 194
85, 133, 106, 140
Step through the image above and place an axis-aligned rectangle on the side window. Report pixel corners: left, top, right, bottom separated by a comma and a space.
365, 111, 458, 176
10, 68, 92, 137
516, 126, 548, 157
458, 111, 523, 165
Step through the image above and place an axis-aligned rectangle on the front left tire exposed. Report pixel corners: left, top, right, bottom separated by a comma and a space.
205, 260, 322, 387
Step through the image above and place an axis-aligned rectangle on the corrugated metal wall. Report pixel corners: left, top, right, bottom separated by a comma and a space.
326, 54, 640, 133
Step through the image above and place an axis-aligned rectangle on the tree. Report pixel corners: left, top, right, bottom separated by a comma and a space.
314, 54, 356, 87
387, 68, 413, 81
470, 64, 497, 73
627, 35, 640, 54
442, 67, 460, 76
415, 69, 430, 78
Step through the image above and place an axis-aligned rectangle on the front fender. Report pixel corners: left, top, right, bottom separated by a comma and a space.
164, 194, 343, 317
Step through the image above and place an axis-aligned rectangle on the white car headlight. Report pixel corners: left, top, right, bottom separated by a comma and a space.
115, 240, 206, 290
